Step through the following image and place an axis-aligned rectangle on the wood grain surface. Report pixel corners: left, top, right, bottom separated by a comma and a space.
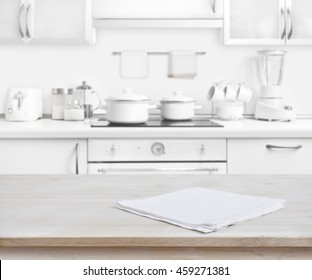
0, 175, 312, 259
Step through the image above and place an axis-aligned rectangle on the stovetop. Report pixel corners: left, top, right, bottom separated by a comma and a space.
91, 118, 223, 128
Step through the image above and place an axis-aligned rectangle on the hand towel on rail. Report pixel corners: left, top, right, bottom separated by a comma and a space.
168, 50, 197, 79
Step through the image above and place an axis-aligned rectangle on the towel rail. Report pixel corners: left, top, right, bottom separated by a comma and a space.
112, 51, 206, 55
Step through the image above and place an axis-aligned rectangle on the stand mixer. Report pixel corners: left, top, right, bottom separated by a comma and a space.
255, 50, 296, 122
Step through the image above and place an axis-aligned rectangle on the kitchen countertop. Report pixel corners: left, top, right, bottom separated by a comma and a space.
1, 175, 312, 259
1, 116, 312, 138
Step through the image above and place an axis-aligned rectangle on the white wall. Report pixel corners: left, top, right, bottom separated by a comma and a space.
0, 28, 311, 115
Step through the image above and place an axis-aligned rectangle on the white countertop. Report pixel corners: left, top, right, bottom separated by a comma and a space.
1, 116, 312, 138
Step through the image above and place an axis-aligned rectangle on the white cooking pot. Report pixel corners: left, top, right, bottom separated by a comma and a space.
158, 91, 201, 121
105, 88, 155, 124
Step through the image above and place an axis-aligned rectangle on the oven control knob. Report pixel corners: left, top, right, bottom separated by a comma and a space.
151, 143, 165, 156
200, 144, 206, 155
109, 145, 116, 156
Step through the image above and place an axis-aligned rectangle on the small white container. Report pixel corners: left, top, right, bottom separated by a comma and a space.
64, 100, 85, 121
216, 105, 244, 121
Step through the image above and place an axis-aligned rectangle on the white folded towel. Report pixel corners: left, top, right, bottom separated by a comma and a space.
117, 187, 285, 233
168, 51, 197, 79
121, 50, 148, 79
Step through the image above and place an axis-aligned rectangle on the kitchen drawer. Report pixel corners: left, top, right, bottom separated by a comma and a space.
88, 139, 226, 162
228, 139, 312, 175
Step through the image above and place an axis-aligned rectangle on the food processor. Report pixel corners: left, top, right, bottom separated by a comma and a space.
255, 50, 296, 122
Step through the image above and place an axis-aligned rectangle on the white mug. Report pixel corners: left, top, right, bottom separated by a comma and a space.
237, 85, 253, 102
224, 84, 239, 102
207, 85, 225, 102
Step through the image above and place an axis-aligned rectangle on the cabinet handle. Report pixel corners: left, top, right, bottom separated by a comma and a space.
25, 4, 32, 40
266, 144, 303, 150
212, 0, 217, 13
96, 168, 219, 174
281, 8, 287, 40
287, 9, 293, 40
19, 4, 26, 40
75, 143, 80, 175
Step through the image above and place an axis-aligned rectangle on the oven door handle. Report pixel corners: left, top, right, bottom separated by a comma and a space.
96, 167, 220, 174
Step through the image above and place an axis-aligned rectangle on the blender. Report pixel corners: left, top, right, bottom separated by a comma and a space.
255, 50, 296, 122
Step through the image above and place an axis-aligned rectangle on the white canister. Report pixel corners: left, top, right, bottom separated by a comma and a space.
51, 88, 73, 120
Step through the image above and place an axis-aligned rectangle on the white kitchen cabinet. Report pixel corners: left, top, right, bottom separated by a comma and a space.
224, 0, 312, 45
286, 0, 312, 45
0, 139, 87, 175
228, 139, 312, 174
0, 0, 25, 43
93, 0, 224, 28
0, 0, 95, 44
224, 0, 282, 45
31, 0, 94, 44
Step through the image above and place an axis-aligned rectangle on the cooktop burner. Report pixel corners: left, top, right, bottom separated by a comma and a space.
91, 118, 223, 128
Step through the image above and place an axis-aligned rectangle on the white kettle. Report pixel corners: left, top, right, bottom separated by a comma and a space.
4, 88, 43, 122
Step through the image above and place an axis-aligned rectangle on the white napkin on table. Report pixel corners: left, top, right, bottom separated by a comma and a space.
168, 51, 197, 79
121, 50, 148, 79
117, 187, 285, 233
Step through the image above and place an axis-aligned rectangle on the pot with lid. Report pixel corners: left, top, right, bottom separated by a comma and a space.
158, 91, 201, 121
105, 88, 155, 124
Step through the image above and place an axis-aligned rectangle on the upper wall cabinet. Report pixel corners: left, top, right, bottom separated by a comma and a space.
0, 0, 23, 43
224, 0, 312, 45
93, 0, 224, 28
0, 0, 95, 44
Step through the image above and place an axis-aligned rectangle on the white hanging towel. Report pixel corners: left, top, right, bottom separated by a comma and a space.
121, 50, 148, 79
168, 51, 197, 79
117, 187, 285, 233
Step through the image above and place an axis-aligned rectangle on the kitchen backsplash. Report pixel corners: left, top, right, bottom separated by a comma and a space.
0, 29, 311, 115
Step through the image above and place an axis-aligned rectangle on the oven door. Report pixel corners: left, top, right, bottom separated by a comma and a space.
88, 162, 226, 175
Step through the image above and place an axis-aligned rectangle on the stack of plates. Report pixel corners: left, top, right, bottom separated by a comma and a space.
117, 187, 285, 233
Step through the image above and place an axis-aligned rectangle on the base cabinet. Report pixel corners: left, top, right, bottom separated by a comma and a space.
228, 139, 312, 174
0, 139, 87, 175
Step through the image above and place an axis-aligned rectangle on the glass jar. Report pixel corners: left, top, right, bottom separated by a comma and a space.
51, 88, 73, 120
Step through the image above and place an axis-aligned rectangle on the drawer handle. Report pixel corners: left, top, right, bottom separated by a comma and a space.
266, 144, 303, 150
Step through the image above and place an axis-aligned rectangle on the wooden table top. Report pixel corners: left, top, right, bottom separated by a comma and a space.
1, 175, 312, 248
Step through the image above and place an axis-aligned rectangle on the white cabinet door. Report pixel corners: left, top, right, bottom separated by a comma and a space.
30, 0, 94, 44
93, 0, 223, 19
286, 0, 312, 45
0, 0, 25, 43
0, 139, 87, 175
224, 0, 285, 45
228, 139, 312, 175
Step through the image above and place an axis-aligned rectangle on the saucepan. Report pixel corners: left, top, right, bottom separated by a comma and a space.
157, 91, 202, 121
103, 88, 156, 124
